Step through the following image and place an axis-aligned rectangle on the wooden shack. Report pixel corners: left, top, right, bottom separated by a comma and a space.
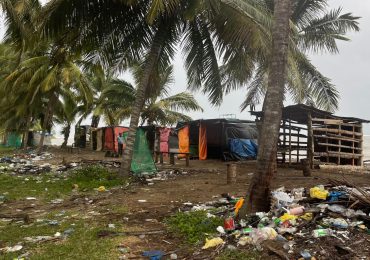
251, 104, 369, 167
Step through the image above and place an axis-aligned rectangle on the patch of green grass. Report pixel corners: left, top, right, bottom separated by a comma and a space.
0, 165, 127, 201
0, 146, 15, 156
0, 220, 121, 260
216, 249, 261, 260
166, 211, 223, 245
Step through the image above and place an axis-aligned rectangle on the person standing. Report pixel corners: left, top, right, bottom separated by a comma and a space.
118, 133, 124, 156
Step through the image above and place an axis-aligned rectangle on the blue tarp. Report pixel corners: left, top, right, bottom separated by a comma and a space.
229, 139, 258, 159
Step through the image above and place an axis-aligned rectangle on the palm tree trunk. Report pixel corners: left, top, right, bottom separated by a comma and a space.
37, 94, 57, 154
61, 123, 71, 148
23, 114, 32, 149
120, 44, 164, 176
91, 115, 100, 128
246, 0, 292, 213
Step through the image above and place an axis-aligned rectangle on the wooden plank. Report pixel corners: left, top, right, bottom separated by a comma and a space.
314, 134, 361, 143
317, 142, 362, 151
312, 118, 343, 124
312, 118, 361, 127
279, 133, 307, 138
314, 151, 362, 159
313, 128, 362, 136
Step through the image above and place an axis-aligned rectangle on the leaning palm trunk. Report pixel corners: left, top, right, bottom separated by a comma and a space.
61, 123, 71, 148
120, 43, 164, 176
90, 115, 100, 128
37, 94, 56, 154
23, 114, 32, 149
246, 0, 292, 213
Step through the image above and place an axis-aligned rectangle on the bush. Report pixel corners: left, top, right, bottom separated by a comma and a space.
68, 165, 125, 190
166, 211, 223, 244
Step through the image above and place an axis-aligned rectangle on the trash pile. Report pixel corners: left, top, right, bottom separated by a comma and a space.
144, 170, 189, 184
184, 180, 370, 259
0, 151, 55, 174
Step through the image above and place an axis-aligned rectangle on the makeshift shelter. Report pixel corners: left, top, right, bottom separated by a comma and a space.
4, 132, 22, 148
251, 104, 370, 167
95, 128, 104, 151
176, 119, 258, 160
122, 128, 157, 175
91, 126, 128, 152
74, 125, 91, 148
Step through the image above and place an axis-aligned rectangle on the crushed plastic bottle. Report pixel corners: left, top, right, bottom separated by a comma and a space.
312, 228, 334, 238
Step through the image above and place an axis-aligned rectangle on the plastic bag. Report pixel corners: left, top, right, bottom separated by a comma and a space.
310, 187, 329, 200
280, 213, 297, 222
202, 237, 224, 249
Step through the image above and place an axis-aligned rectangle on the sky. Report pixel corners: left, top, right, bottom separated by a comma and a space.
1, 0, 370, 140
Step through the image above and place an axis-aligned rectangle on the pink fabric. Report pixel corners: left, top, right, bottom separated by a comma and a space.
159, 128, 171, 142
160, 142, 168, 153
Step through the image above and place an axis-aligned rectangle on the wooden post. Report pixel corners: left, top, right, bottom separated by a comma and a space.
359, 124, 363, 166
289, 120, 292, 166
160, 153, 164, 165
170, 153, 175, 165
302, 158, 311, 177
338, 123, 341, 165
282, 120, 286, 163
227, 163, 237, 184
185, 154, 190, 167
297, 129, 300, 163
307, 113, 314, 169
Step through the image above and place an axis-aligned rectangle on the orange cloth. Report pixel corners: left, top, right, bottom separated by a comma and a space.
199, 123, 207, 160
178, 126, 189, 158
235, 198, 245, 215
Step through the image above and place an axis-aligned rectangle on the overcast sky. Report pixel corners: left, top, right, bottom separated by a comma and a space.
1, 0, 369, 135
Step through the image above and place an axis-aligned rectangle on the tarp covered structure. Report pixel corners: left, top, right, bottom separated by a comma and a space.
91, 126, 128, 152
123, 128, 156, 175
4, 132, 22, 148
176, 119, 258, 160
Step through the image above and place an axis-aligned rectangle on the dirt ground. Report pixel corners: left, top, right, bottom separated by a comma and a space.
3, 147, 370, 259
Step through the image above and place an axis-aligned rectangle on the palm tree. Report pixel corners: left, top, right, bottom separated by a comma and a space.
41, 0, 359, 175
236, 0, 359, 112
242, 0, 292, 213
4, 45, 93, 153
42, 0, 268, 175
99, 65, 203, 126
53, 88, 80, 147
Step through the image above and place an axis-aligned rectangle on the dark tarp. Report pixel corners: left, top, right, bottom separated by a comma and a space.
176, 119, 258, 159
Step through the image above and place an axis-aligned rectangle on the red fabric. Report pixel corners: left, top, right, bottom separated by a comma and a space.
160, 142, 168, 153
104, 127, 128, 152
199, 123, 207, 160
104, 128, 114, 151
114, 127, 128, 152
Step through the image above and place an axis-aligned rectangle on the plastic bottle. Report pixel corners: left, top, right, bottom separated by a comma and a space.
312, 228, 334, 238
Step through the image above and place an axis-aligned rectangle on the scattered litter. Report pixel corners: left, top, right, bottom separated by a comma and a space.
310, 186, 329, 200
0, 245, 23, 252
108, 224, 116, 229
97, 186, 106, 192
202, 237, 224, 249
142, 250, 164, 260
138, 200, 147, 203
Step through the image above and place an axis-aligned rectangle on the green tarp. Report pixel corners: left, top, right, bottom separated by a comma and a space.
6, 133, 22, 148
123, 129, 156, 176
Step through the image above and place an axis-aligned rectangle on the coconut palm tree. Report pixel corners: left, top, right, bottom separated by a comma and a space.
236, 0, 359, 112
243, 0, 292, 213
99, 65, 203, 126
4, 44, 93, 152
41, 0, 359, 174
